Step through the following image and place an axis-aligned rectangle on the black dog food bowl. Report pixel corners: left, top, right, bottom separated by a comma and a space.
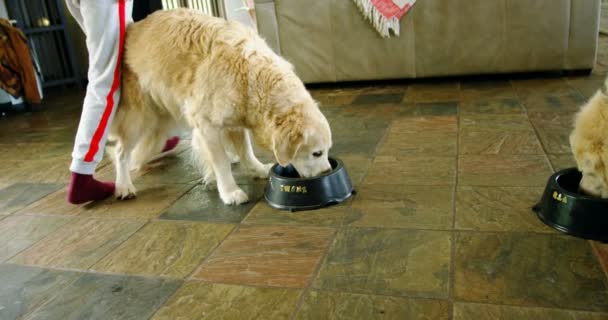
264, 157, 354, 212
533, 167, 608, 242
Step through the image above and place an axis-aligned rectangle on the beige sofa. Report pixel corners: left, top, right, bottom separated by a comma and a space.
254, 0, 601, 83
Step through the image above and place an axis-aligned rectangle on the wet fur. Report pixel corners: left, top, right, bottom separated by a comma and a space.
108, 9, 332, 204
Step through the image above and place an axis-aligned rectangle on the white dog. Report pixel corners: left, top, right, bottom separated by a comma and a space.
570, 78, 608, 198
108, 9, 333, 205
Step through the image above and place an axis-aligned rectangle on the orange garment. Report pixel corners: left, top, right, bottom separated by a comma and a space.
0, 19, 40, 105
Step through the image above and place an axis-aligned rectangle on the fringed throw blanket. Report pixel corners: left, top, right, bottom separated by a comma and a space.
352, 0, 417, 38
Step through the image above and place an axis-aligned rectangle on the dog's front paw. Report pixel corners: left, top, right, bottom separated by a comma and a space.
252, 163, 274, 179
116, 183, 137, 200
220, 188, 249, 205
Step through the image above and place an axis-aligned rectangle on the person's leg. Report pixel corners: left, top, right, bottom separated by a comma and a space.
67, 0, 133, 204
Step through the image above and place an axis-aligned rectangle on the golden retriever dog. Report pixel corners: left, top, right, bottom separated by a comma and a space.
570, 78, 608, 198
108, 9, 332, 205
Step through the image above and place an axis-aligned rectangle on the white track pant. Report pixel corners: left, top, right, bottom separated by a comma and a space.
66, 0, 133, 174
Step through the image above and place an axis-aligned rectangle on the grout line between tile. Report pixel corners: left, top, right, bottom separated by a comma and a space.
149, 222, 244, 320
451, 297, 608, 314
448, 82, 462, 320
3, 260, 185, 282
289, 99, 395, 319
519, 96, 557, 174
173, 277, 303, 291
83, 219, 152, 272
288, 225, 340, 320
7, 260, 607, 316
304, 287, 451, 303
0, 216, 76, 264
589, 240, 608, 285
290, 286, 453, 309
184, 223, 242, 282
518, 86, 608, 300
17, 265, 84, 320
566, 78, 590, 99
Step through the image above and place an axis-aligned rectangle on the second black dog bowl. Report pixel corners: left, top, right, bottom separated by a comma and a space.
264, 157, 354, 212
533, 167, 608, 242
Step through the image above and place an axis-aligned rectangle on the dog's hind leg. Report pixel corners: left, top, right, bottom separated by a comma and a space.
192, 126, 248, 205
191, 130, 215, 184
222, 130, 240, 164
224, 128, 273, 179
114, 132, 138, 200
110, 66, 142, 199
129, 121, 173, 171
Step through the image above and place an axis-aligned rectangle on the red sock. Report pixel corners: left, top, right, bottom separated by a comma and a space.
67, 172, 115, 204
162, 136, 180, 153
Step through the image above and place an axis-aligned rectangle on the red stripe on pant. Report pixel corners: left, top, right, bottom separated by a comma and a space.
83, 0, 127, 162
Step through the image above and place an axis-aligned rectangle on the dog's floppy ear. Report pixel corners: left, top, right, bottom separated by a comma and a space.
272, 108, 305, 166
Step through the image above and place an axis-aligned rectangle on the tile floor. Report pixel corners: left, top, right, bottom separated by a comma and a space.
3, 33, 608, 320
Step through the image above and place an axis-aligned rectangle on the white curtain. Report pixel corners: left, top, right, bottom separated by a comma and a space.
161, 0, 220, 17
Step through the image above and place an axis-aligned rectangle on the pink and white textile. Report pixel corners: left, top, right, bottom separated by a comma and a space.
352, 0, 417, 38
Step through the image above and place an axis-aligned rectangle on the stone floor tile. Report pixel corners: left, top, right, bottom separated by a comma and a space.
459, 155, 551, 186
327, 111, 390, 155
0, 215, 73, 262
390, 115, 457, 133
460, 114, 533, 131
511, 78, 578, 99
405, 82, 460, 103
97, 153, 201, 185
95, 148, 191, 182
0, 143, 71, 161
152, 281, 301, 320
295, 291, 449, 320
377, 117, 457, 156
365, 156, 456, 186
460, 129, 544, 155
454, 302, 608, 320
314, 227, 451, 299
14, 187, 79, 216
548, 154, 577, 172
332, 153, 373, 186
377, 132, 456, 157
10, 218, 145, 270
0, 128, 76, 145
93, 220, 233, 278
160, 184, 263, 223
194, 225, 335, 288
401, 102, 458, 116
529, 115, 574, 155
454, 232, 608, 310
567, 75, 605, 98
314, 93, 357, 107
352, 93, 404, 105
591, 241, 608, 279
460, 80, 518, 102
521, 92, 586, 117
0, 160, 70, 184
0, 264, 80, 320
27, 273, 180, 320
75, 184, 193, 219
347, 185, 453, 230
243, 201, 349, 227
459, 98, 525, 115
455, 186, 550, 232
0, 183, 62, 215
